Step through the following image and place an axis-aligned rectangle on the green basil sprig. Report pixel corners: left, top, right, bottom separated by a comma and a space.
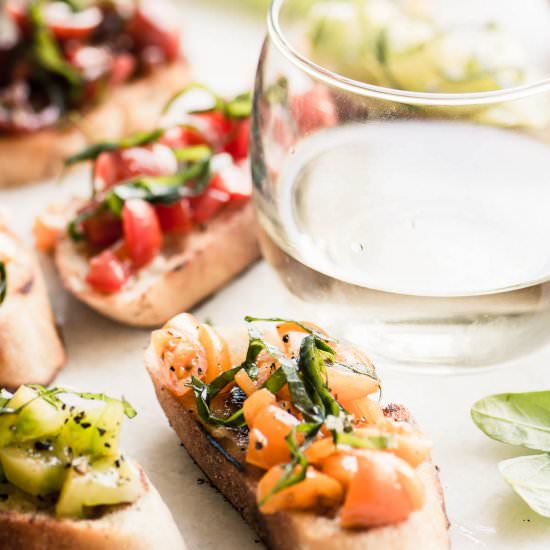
0, 385, 137, 419
472, 391, 550, 517
0, 262, 6, 306
65, 129, 165, 166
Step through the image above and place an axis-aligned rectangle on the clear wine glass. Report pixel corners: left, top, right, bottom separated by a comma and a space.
250, 0, 550, 371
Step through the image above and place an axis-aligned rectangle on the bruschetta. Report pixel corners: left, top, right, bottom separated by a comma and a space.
35, 85, 260, 327
0, 0, 188, 187
145, 314, 450, 549
0, 384, 185, 550
0, 222, 64, 389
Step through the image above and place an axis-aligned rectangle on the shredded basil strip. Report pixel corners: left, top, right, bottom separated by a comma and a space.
258, 422, 321, 506
237, 327, 267, 381
0, 385, 137, 419
163, 83, 223, 115
65, 129, 165, 166
0, 262, 6, 306
29, 1, 82, 86
244, 316, 337, 343
190, 372, 246, 428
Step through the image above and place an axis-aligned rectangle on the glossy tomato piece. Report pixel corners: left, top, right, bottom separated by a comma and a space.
189, 187, 230, 224
81, 209, 122, 247
116, 144, 178, 182
45, 3, 102, 41
159, 126, 208, 149
209, 164, 252, 201
109, 53, 136, 86
94, 151, 119, 191
86, 249, 130, 293
127, 6, 180, 62
223, 118, 250, 161
192, 111, 233, 148
155, 198, 192, 233
122, 199, 163, 268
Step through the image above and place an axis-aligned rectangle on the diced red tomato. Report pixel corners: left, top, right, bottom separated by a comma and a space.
127, 6, 180, 62
45, 3, 102, 41
209, 165, 252, 202
189, 187, 230, 224
291, 85, 337, 135
116, 144, 178, 182
159, 126, 208, 149
86, 249, 130, 293
192, 111, 233, 149
155, 198, 193, 233
122, 199, 163, 268
223, 118, 250, 161
81, 209, 122, 247
109, 53, 136, 86
94, 144, 177, 192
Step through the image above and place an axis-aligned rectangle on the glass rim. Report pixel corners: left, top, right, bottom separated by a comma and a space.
267, 0, 550, 106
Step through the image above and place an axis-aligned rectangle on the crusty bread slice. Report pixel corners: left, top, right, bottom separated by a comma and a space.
145, 327, 451, 550
0, 61, 189, 188
0, 463, 186, 550
55, 202, 260, 327
0, 227, 64, 389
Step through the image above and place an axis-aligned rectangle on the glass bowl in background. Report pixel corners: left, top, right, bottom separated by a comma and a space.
250, 0, 550, 371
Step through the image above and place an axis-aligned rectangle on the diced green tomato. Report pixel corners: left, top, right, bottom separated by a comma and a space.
56, 457, 141, 519
0, 446, 66, 496
0, 386, 67, 447
56, 402, 124, 461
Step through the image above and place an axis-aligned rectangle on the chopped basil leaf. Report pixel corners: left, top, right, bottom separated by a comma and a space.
65, 129, 165, 166
173, 144, 212, 163
29, 2, 82, 87
0, 262, 6, 306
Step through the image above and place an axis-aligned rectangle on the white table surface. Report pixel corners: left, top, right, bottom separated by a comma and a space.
3, 1, 550, 548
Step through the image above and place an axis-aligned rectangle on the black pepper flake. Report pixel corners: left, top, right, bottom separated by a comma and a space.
34, 441, 54, 452
114, 459, 121, 468
169, 366, 175, 372
198, 368, 203, 375
104, 443, 111, 448
282, 334, 289, 343
196, 478, 206, 485
97, 427, 106, 436
80, 422, 92, 429
254, 441, 263, 450
61, 404, 67, 411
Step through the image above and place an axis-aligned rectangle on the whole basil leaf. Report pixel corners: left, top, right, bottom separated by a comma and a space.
499, 454, 550, 517
471, 392, 550, 452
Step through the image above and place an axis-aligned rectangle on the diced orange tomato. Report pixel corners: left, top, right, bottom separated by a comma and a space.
342, 396, 385, 425
151, 316, 207, 397
321, 453, 360, 490
257, 465, 343, 514
340, 451, 424, 528
246, 405, 299, 470
198, 323, 231, 383
235, 369, 258, 397
326, 367, 379, 402
353, 426, 432, 468
33, 206, 66, 252
304, 437, 337, 464
243, 388, 276, 427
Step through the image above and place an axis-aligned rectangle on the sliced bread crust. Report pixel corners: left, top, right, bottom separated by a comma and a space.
145, 329, 451, 550
0, 61, 189, 188
0, 464, 186, 550
55, 202, 260, 327
0, 228, 65, 389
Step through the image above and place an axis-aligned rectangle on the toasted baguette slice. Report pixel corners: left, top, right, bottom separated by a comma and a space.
55, 202, 260, 327
0, 227, 64, 389
0, 463, 186, 550
0, 61, 188, 188
145, 326, 451, 550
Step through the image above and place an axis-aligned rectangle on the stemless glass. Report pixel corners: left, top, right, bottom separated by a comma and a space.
251, 0, 550, 371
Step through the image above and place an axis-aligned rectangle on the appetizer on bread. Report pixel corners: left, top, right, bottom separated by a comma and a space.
0, 223, 64, 389
146, 314, 450, 549
0, 385, 185, 550
35, 85, 259, 326
0, 0, 188, 187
